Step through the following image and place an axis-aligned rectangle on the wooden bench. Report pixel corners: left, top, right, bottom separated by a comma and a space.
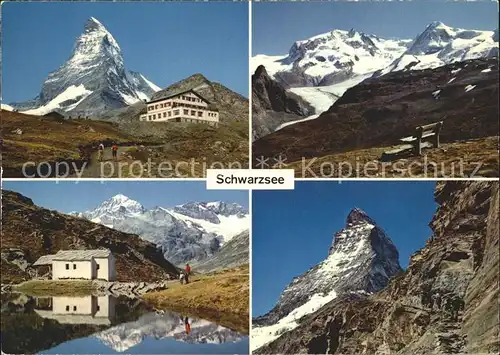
382, 121, 443, 160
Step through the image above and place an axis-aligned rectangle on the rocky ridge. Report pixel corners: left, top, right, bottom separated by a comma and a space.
252, 65, 315, 140
190, 230, 249, 273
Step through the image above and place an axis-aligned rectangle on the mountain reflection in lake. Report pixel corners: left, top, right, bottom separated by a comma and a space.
1, 293, 249, 354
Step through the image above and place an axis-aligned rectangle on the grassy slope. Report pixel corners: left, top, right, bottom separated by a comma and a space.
1, 110, 248, 177
14, 280, 93, 296
121, 120, 249, 177
1, 110, 134, 169
143, 265, 249, 333
286, 136, 499, 178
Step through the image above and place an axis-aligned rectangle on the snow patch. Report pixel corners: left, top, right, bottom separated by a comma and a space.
481, 68, 492, 73
251, 288, 338, 351
22, 85, 92, 115
1, 104, 14, 111
141, 74, 162, 92
169, 210, 250, 244
447, 77, 456, 84
464, 84, 477, 92
432, 90, 441, 99
275, 114, 320, 131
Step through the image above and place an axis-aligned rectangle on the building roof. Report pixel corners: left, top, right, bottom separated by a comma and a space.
52, 249, 111, 261
148, 89, 212, 105
33, 254, 56, 266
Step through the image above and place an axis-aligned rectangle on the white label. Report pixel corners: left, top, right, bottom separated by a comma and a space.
206, 169, 295, 190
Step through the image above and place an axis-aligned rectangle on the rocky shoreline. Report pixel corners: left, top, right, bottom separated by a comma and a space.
1, 280, 168, 298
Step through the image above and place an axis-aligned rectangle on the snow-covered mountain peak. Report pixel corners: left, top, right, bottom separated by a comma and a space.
11, 17, 159, 116
72, 17, 121, 66
83, 195, 146, 223
252, 208, 401, 351
68, 196, 249, 265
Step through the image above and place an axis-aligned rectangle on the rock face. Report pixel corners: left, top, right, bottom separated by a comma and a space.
1, 190, 178, 283
256, 181, 499, 354
190, 230, 249, 273
252, 209, 402, 351
253, 57, 499, 162
10, 17, 159, 117
252, 65, 314, 140
69, 195, 250, 266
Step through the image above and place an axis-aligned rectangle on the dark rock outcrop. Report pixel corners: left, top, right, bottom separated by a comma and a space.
1, 190, 179, 283
253, 58, 499, 163
256, 181, 499, 354
252, 65, 314, 140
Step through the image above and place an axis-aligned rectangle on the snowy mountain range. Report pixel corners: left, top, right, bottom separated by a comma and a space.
94, 311, 243, 352
252, 22, 498, 132
69, 194, 249, 265
9, 17, 160, 117
251, 208, 402, 351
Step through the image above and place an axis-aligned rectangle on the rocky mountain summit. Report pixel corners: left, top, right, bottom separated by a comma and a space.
255, 181, 499, 354
69, 195, 250, 266
10, 17, 159, 117
252, 65, 314, 140
1, 190, 178, 284
252, 208, 402, 351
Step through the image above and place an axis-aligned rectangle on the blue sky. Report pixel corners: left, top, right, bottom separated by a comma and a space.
1, 2, 249, 103
252, 181, 437, 317
253, 1, 499, 55
2, 181, 249, 213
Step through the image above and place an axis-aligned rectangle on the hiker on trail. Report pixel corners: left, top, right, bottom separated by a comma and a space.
184, 317, 191, 334
184, 264, 191, 284
112, 144, 118, 162
97, 143, 105, 162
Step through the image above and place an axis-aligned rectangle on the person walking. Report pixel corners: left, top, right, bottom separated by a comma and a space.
185, 263, 191, 284
112, 143, 118, 162
97, 143, 105, 162
184, 317, 191, 334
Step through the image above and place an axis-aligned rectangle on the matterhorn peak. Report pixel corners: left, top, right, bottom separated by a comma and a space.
252, 207, 402, 351
345, 207, 377, 227
85, 17, 105, 30
10, 17, 159, 116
